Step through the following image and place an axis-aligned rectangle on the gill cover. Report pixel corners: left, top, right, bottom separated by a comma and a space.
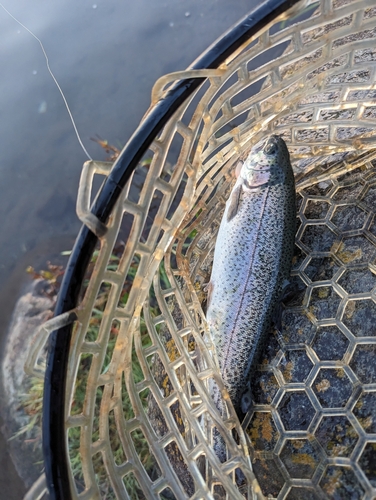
227, 136, 280, 222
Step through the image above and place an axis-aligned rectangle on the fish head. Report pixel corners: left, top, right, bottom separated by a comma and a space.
240, 135, 291, 189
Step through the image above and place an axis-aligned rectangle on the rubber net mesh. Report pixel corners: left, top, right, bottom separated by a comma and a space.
28, 0, 376, 498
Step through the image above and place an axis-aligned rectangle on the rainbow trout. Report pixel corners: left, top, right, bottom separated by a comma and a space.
207, 135, 296, 427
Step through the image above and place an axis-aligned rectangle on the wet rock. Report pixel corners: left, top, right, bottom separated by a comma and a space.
1, 280, 54, 488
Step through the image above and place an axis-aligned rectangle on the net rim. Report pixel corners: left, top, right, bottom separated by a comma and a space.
43, 1, 306, 498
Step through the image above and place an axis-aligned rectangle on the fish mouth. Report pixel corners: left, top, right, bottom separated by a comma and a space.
246, 135, 280, 173
252, 135, 280, 156
263, 135, 278, 155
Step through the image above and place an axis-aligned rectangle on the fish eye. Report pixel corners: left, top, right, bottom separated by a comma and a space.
264, 142, 276, 155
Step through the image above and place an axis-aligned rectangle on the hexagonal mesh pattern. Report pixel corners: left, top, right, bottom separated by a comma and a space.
28, 0, 376, 498
245, 159, 376, 499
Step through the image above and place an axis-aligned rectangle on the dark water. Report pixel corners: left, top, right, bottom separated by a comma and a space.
0, 0, 253, 496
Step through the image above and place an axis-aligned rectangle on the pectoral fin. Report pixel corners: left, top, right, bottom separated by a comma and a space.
227, 183, 242, 222
235, 160, 243, 179
206, 281, 214, 310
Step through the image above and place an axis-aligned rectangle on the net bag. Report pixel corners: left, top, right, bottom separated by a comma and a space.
27, 0, 376, 498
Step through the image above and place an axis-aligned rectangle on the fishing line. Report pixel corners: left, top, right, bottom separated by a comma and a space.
0, 2, 93, 161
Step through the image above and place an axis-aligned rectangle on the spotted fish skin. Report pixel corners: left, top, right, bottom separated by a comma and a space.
207, 135, 296, 418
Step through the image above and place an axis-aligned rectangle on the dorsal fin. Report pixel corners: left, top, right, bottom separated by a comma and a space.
227, 182, 243, 222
